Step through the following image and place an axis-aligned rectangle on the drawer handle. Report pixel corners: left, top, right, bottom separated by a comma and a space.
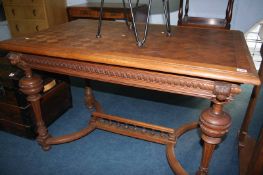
11, 9, 15, 16
33, 9, 37, 16
15, 24, 19, 32
35, 25, 39, 31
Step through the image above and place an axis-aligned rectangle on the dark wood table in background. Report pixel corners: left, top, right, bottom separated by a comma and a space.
67, 2, 148, 22
0, 19, 260, 175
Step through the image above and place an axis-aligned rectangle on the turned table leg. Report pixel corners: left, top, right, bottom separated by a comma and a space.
20, 70, 51, 150
85, 80, 103, 112
197, 101, 231, 175
196, 81, 234, 175
85, 80, 96, 109
9, 53, 51, 150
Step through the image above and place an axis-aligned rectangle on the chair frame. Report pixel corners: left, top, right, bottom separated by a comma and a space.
178, 0, 235, 30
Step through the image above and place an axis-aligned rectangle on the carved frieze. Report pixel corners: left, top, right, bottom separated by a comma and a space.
9, 53, 241, 100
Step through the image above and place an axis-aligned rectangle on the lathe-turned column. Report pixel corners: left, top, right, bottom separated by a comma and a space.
197, 82, 232, 175
9, 53, 51, 150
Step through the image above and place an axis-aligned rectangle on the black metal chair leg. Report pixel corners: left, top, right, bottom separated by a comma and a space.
96, 0, 105, 38
122, 0, 132, 29
163, 0, 171, 36
127, 0, 152, 47
97, 0, 170, 47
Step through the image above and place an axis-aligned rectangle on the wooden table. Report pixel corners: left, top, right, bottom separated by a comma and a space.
0, 19, 260, 175
67, 2, 148, 22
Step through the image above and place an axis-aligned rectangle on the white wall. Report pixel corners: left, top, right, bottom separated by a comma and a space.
66, 0, 86, 6
186, 0, 228, 18
232, 0, 263, 32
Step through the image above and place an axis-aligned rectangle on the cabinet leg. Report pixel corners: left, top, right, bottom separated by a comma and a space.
197, 101, 231, 175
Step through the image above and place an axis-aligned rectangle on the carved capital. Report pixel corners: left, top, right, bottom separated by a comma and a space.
8, 53, 44, 101
8, 52, 22, 64
213, 81, 232, 102
8, 53, 32, 78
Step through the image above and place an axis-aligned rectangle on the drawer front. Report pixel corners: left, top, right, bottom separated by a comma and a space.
9, 20, 26, 36
9, 20, 48, 37
24, 0, 44, 5
0, 118, 35, 139
4, 0, 44, 5
24, 6, 46, 19
0, 102, 32, 124
68, 8, 99, 18
4, 6, 25, 19
0, 87, 27, 107
68, 7, 128, 20
3, 0, 21, 5
103, 11, 124, 19
23, 0, 45, 5
27, 20, 48, 33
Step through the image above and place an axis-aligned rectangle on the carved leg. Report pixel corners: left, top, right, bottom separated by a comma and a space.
85, 80, 96, 109
29, 93, 51, 151
197, 101, 231, 175
84, 80, 103, 112
20, 74, 51, 150
9, 53, 51, 150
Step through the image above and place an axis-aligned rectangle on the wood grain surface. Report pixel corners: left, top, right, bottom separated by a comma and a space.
0, 19, 259, 85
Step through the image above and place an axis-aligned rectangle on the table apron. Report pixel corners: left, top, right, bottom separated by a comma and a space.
19, 53, 240, 100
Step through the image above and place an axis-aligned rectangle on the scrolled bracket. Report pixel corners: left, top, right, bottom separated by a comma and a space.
212, 81, 241, 104
213, 81, 232, 102
8, 53, 43, 101
8, 53, 32, 78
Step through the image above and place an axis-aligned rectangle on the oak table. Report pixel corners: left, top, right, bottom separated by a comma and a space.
0, 19, 260, 175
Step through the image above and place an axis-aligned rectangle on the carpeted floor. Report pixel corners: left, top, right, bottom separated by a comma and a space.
0, 80, 262, 175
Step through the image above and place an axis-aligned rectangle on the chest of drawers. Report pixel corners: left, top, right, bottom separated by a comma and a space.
3, 0, 67, 37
